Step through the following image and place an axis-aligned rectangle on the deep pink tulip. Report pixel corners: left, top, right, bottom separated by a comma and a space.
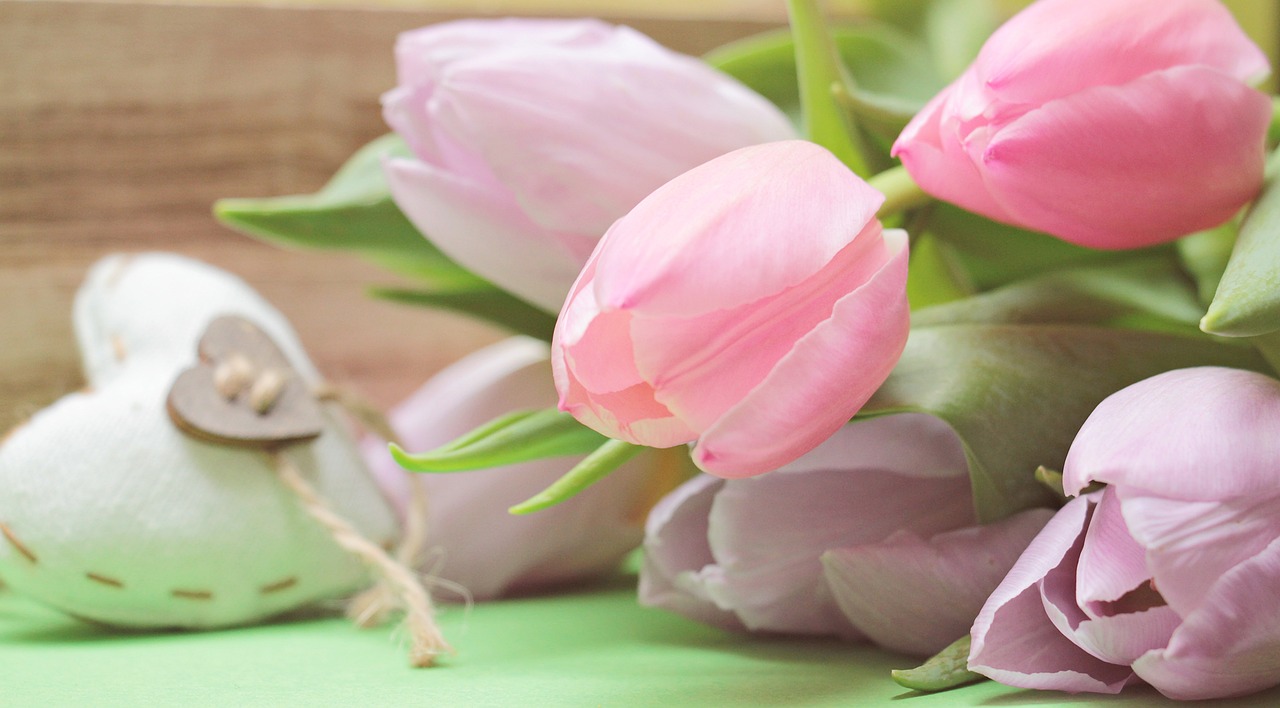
892, 0, 1271, 249
970, 367, 1280, 700
361, 338, 657, 600
382, 18, 796, 311
640, 413, 1053, 654
551, 140, 909, 478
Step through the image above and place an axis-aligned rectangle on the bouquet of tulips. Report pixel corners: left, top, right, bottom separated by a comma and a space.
218, 0, 1280, 700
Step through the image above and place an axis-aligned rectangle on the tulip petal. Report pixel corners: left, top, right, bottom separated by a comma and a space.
1064, 367, 1280, 500
383, 157, 580, 311
822, 507, 1053, 656
1115, 491, 1280, 619
434, 34, 795, 237
776, 411, 966, 480
978, 66, 1270, 248
638, 474, 746, 632
691, 230, 908, 477
971, 0, 1268, 109
698, 421, 975, 636
1132, 535, 1280, 700
590, 141, 884, 317
1076, 487, 1153, 612
631, 223, 888, 433
892, 83, 1019, 224
969, 496, 1134, 693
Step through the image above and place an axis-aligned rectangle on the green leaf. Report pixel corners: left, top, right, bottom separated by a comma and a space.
786, 0, 869, 176
215, 134, 481, 287
508, 439, 642, 515
907, 233, 975, 310
925, 203, 1173, 291
389, 408, 607, 473
372, 287, 558, 342
1201, 154, 1280, 337
865, 262, 1266, 522
891, 636, 985, 693
911, 255, 1206, 335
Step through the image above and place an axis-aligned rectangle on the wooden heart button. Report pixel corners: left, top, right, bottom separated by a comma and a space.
167, 315, 324, 447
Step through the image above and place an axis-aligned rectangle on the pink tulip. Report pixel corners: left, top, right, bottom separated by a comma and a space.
361, 338, 659, 600
640, 413, 1054, 654
892, 0, 1271, 250
970, 367, 1280, 700
382, 18, 796, 311
552, 140, 910, 478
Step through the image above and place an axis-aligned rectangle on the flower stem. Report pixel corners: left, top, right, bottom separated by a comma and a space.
868, 164, 932, 218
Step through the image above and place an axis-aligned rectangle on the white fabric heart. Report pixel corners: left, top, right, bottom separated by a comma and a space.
0, 253, 398, 628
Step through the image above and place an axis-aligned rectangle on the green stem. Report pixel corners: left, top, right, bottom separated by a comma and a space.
787, 0, 870, 177
1269, 96, 1280, 147
868, 165, 932, 217
508, 439, 641, 515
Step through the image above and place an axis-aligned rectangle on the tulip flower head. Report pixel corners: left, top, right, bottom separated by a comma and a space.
382, 18, 797, 311
892, 0, 1272, 249
551, 140, 910, 478
970, 367, 1280, 700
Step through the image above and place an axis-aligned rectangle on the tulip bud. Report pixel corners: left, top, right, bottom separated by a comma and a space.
970, 367, 1280, 700
381, 18, 797, 311
552, 140, 909, 478
892, 0, 1272, 249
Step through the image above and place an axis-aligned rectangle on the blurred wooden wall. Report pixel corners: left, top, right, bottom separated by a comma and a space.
0, 1, 778, 430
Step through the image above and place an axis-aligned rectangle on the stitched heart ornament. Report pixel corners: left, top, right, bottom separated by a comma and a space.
0, 253, 399, 629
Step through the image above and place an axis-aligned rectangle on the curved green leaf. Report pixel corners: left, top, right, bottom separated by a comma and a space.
390, 408, 606, 473
508, 439, 642, 515
1201, 153, 1280, 337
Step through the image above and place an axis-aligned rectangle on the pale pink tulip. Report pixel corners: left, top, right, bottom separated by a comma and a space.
970, 367, 1280, 700
361, 338, 658, 600
552, 140, 909, 478
892, 0, 1271, 249
382, 18, 796, 311
640, 413, 1053, 654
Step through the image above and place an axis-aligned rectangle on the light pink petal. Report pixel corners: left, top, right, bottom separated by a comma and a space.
892, 82, 1017, 224
1116, 491, 1280, 619
638, 474, 745, 632
822, 507, 1053, 656
1037, 491, 1179, 667
1064, 367, 1280, 500
394, 18, 617, 84
434, 40, 795, 237
383, 157, 580, 311
970, 495, 1134, 693
1132, 535, 1280, 700
970, 0, 1268, 108
362, 338, 650, 599
589, 141, 883, 317
978, 66, 1270, 248
691, 230, 908, 477
630, 224, 889, 433
779, 412, 966, 480
1076, 487, 1153, 612
698, 419, 976, 636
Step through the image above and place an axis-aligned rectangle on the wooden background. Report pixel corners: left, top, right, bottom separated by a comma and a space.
1, 0, 1275, 431
0, 0, 778, 430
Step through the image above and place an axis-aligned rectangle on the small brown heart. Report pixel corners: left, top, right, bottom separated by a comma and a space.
166, 315, 324, 448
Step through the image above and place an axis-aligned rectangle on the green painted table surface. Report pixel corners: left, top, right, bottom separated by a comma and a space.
2, 576, 1276, 707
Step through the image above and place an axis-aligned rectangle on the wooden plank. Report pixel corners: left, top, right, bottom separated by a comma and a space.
0, 0, 778, 430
